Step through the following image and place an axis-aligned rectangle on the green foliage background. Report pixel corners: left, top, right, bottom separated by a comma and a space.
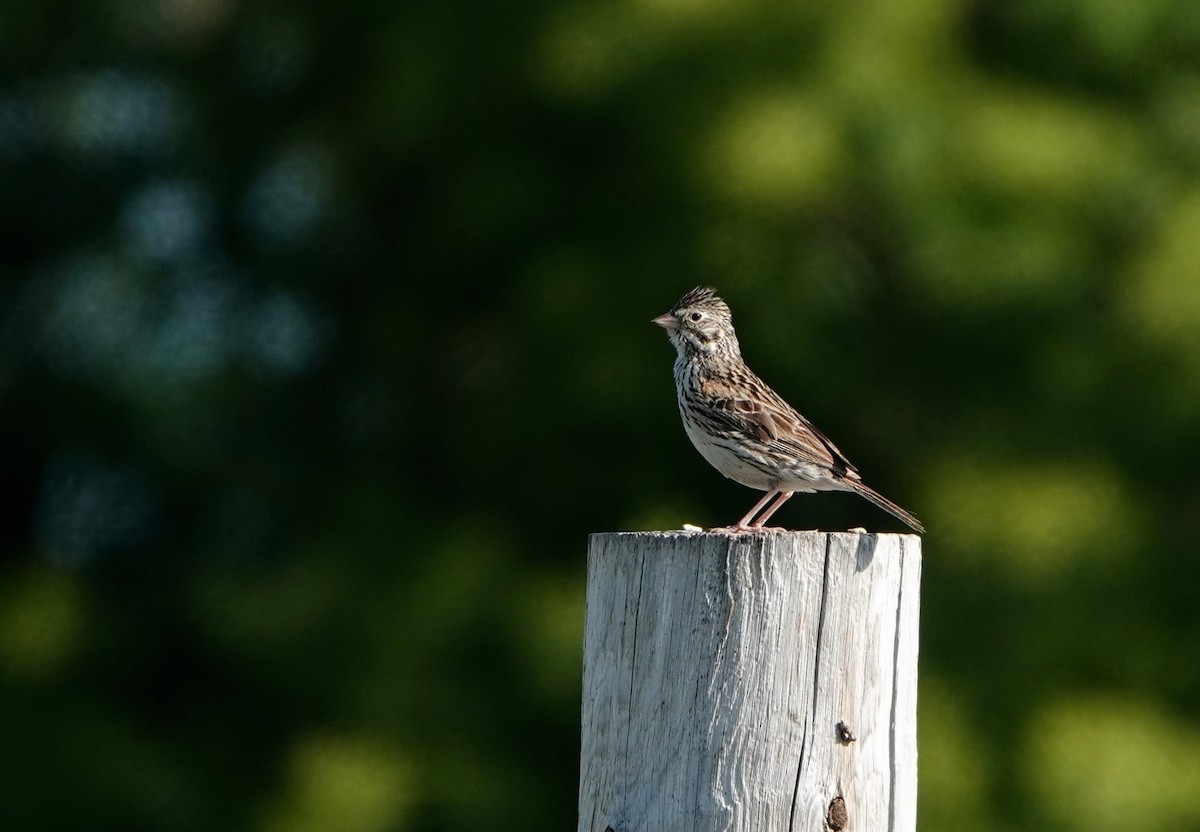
3, 0, 1200, 829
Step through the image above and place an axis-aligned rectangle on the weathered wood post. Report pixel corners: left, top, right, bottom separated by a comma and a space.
578, 530, 920, 832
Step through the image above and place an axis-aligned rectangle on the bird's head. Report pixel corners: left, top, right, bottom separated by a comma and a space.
653, 286, 741, 360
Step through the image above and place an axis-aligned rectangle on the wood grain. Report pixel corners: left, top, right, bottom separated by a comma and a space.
578, 531, 920, 832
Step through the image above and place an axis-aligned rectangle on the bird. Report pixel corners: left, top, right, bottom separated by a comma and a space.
653, 286, 924, 533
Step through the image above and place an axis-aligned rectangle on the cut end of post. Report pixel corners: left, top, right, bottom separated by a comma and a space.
588, 528, 923, 545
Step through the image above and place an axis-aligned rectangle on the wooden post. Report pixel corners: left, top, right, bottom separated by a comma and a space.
578, 531, 920, 832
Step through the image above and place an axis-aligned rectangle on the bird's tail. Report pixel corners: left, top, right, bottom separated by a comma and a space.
850, 483, 925, 534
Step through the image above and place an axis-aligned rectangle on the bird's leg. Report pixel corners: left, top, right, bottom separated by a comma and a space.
750, 491, 794, 528
727, 489, 779, 530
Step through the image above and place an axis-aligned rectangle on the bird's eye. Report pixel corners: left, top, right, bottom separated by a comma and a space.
689, 312, 702, 322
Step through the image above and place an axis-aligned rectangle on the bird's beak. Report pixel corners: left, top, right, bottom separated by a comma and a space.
652, 312, 678, 331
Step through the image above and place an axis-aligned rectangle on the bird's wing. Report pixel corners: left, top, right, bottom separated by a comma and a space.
701, 374, 860, 479
711, 395, 780, 443
772, 405, 860, 479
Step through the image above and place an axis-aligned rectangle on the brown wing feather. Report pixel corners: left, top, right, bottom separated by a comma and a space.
747, 369, 859, 479
772, 406, 859, 479
701, 371, 858, 478
703, 395, 778, 443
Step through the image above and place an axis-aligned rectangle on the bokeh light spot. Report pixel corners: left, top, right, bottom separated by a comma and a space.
42, 256, 146, 372
537, 7, 646, 100
243, 290, 323, 377
58, 69, 182, 160
119, 179, 213, 263
243, 149, 331, 246
263, 736, 413, 832
135, 270, 238, 378
1026, 695, 1200, 831
1124, 190, 1200, 347
700, 91, 845, 208
34, 455, 162, 565
925, 458, 1134, 582
911, 208, 1088, 306
954, 88, 1141, 196
0, 570, 82, 681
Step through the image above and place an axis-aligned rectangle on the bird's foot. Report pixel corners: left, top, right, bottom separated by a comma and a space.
715, 524, 819, 533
